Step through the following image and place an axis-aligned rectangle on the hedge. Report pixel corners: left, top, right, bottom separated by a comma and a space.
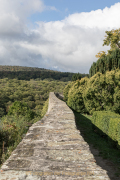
92, 111, 120, 146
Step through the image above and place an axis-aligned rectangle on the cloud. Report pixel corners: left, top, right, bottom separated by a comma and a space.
0, 0, 45, 35
65, 3, 120, 29
0, 2, 120, 73
47, 6, 58, 11
0, 0, 45, 17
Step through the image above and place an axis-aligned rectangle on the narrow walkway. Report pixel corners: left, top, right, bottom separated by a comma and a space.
0, 92, 110, 180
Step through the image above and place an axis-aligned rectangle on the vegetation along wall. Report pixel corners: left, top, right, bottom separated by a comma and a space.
63, 27, 120, 149
64, 68, 120, 148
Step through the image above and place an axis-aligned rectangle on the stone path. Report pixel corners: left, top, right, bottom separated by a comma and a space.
0, 92, 110, 179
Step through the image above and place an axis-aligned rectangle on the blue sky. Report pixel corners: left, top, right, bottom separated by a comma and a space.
30, 0, 120, 22
0, 0, 120, 73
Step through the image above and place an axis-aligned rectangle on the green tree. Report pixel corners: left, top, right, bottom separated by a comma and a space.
8, 101, 35, 120
67, 77, 88, 113
95, 51, 106, 59
72, 73, 82, 81
83, 70, 120, 114
103, 28, 120, 50
63, 81, 74, 101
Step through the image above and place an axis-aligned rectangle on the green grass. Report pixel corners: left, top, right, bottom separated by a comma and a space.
74, 111, 120, 177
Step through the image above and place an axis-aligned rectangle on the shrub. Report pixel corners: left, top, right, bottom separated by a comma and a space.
63, 81, 74, 101
72, 73, 82, 81
83, 72, 116, 114
92, 111, 119, 134
64, 69, 120, 115
67, 77, 89, 113
41, 98, 49, 117
92, 111, 120, 147
108, 117, 120, 145
8, 101, 35, 120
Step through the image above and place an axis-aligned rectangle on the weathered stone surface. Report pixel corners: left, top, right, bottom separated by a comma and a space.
0, 92, 110, 179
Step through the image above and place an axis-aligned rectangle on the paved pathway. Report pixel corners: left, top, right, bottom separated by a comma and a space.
0, 92, 110, 179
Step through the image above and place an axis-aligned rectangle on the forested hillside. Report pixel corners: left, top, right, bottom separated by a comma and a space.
0, 66, 89, 165
0, 77, 67, 165
0, 65, 74, 81
0, 65, 89, 81
0, 78, 67, 117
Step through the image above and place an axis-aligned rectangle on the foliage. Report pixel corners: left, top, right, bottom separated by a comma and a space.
92, 111, 120, 147
8, 101, 35, 120
75, 111, 120, 177
72, 73, 82, 81
67, 77, 89, 113
90, 28, 120, 78
0, 65, 74, 81
103, 28, 120, 50
108, 118, 120, 145
0, 78, 67, 165
63, 81, 74, 101
83, 70, 120, 114
89, 48, 120, 77
64, 69, 120, 115
1, 115, 29, 146
0, 65, 89, 81
83, 72, 115, 114
0, 78, 67, 116
0, 115, 30, 164
41, 99, 49, 117
0, 108, 6, 117
95, 51, 106, 59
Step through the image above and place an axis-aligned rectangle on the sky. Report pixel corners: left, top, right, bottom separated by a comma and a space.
0, 0, 120, 74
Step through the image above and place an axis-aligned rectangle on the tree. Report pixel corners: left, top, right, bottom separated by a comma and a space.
95, 51, 106, 59
8, 101, 35, 120
90, 28, 120, 77
63, 82, 74, 101
72, 73, 82, 81
103, 28, 120, 50
67, 77, 88, 113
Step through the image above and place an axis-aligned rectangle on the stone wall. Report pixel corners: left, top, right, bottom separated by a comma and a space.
0, 92, 110, 179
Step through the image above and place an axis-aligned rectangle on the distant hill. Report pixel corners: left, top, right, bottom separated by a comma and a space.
0, 65, 73, 81
0, 65, 88, 81
0, 65, 56, 72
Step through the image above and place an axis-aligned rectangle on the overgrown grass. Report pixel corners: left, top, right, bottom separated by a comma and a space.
74, 111, 120, 177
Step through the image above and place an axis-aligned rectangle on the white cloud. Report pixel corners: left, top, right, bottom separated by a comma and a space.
0, 2, 120, 73
0, 0, 45, 35
65, 3, 120, 29
47, 6, 58, 11
0, 0, 45, 17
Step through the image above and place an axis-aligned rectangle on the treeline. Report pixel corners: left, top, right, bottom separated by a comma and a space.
0, 65, 47, 71
89, 28, 120, 78
0, 65, 89, 81
0, 78, 67, 165
89, 48, 120, 77
64, 69, 120, 115
0, 65, 74, 81
0, 78, 67, 117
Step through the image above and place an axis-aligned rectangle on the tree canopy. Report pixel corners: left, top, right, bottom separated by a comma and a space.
90, 28, 120, 77
103, 28, 120, 50
72, 73, 82, 81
